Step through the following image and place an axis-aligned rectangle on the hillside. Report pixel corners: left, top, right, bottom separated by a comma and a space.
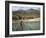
12, 9, 40, 20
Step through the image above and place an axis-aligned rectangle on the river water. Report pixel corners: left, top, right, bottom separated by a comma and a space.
12, 20, 40, 31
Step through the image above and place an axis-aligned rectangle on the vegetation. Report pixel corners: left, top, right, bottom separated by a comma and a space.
12, 9, 40, 20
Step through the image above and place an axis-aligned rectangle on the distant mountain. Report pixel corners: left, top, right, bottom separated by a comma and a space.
12, 8, 40, 15
12, 10, 25, 15
12, 8, 40, 20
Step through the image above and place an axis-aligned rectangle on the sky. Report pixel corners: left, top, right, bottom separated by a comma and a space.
12, 6, 40, 11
